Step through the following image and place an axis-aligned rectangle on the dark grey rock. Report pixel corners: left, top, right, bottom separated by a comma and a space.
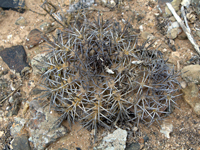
0, 45, 29, 73
166, 39, 176, 51
0, 0, 26, 13
143, 135, 149, 143
171, 45, 176, 51
125, 142, 140, 150
11, 135, 31, 150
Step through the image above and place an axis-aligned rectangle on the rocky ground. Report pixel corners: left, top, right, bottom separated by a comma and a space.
0, 0, 200, 150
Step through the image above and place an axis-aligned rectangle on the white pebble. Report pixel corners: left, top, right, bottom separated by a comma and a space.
160, 123, 173, 138
139, 25, 143, 32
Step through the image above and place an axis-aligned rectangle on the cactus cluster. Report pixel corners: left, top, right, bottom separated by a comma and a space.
35, 4, 181, 137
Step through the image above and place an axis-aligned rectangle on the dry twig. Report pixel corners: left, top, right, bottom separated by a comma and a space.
0, 84, 22, 104
166, 3, 200, 55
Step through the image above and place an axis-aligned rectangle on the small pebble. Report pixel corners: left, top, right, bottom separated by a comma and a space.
0, 131, 4, 137
160, 123, 173, 138
25, 29, 45, 49
139, 25, 143, 32
15, 17, 27, 26
132, 126, 138, 132
180, 81, 187, 88
40, 22, 55, 33
9, 96, 14, 103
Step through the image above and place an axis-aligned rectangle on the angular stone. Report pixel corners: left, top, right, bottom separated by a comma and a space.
167, 27, 179, 39
10, 117, 26, 137
31, 53, 49, 75
194, 103, 200, 116
11, 135, 31, 150
181, 65, 200, 84
182, 83, 200, 115
160, 123, 173, 138
0, 45, 29, 73
141, 31, 155, 40
0, 0, 26, 13
96, 128, 127, 150
40, 22, 56, 33
25, 29, 45, 49
15, 16, 27, 26
27, 100, 68, 150
196, 31, 200, 38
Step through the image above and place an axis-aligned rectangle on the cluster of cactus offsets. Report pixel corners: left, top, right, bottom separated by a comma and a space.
36, 12, 181, 135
